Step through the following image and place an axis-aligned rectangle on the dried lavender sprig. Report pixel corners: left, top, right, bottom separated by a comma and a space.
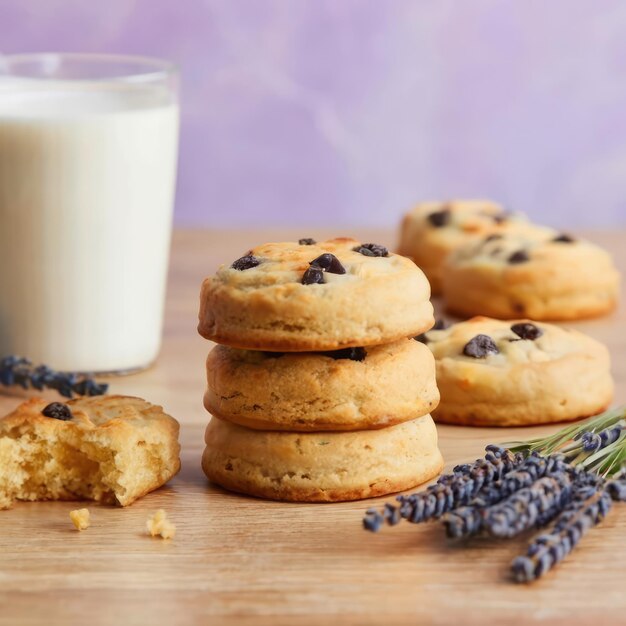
580, 424, 624, 453
605, 477, 626, 501
482, 474, 574, 539
507, 408, 626, 480
471, 453, 570, 507
363, 503, 400, 532
507, 407, 626, 460
399, 446, 522, 522
511, 485, 613, 582
559, 422, 625, 469
363, 446, 522, 531
443, 455, 574, 539
363, 509, 384, 532
0, 355, 108, 398
441, 505, 483, 538
582, 431, 626, 477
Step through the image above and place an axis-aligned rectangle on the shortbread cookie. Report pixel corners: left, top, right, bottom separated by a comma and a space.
204, 339, 439, 431
420, 317, 613, 426
202, 415, 443, 502
0, 395, 180, 509
442, 226, 620, 320
198, 237, 434, 351
397, 200, 524, 294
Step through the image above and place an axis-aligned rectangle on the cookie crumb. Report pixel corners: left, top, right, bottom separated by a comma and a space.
147, 509, 176, 540
69, 508, 90, 531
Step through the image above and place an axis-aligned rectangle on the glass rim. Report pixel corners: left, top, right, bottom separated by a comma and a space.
0, 52, 178, 83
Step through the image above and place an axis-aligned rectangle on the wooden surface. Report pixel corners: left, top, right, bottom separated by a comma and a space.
1, 228, 625, 626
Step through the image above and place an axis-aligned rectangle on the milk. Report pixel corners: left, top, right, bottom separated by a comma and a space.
0, 83, 179, 372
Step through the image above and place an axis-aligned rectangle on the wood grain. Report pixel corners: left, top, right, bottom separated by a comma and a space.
1, 228, 625, 626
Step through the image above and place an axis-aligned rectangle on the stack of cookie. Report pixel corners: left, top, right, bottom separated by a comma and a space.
197, 238, 443, 502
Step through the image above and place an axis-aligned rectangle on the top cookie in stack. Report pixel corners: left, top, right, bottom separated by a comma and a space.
198, 237, 434, 350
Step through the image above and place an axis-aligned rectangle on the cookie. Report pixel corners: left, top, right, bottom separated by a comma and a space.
0, 395, 180, 509
202, 415, 443, 502
442, 226, 620, 320
198, 237, 433, 351
204, 339, 439, 431
397, 200, 524, 294
420, 316, 613, 426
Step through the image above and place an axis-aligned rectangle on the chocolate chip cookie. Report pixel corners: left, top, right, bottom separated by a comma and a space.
397, 199, 524, 294
0, 395, 180, 509
198, 237, 434, 351
441, 225, 620, 320
204, 339, 439, 431
420, 317, 613, 426
202, 414, 443, 502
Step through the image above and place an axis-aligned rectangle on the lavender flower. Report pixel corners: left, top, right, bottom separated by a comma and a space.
471, 453, 569, 508
398, 447, 521, 522
444, 469, 575, 540
443, 454, 567, 538
363, 446, 522, 531
483, 474, 573, 539
363, 508, 384, 532
605, 477, 626, 502
581, 425, 623, 453
362, 407, 625, 584
0, 356, 108, 398
442, 506, 483, 538
511, 485, 613, 582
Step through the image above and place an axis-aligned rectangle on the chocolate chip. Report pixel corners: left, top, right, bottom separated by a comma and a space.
298, 238, 316, 245
42, 402, 73, 421
427, 208, 451, 227
414, 318, 448, 343
309, 253, 346, 274
322, 347, 366, 361
508, 250, 529, 264
553, 233, 575, 243
353, 243, 389, 257
492, 213, 509, 224
231, 255, 260, 271
433, 318, 449, 330
511, 323, 543, 341
302, 266, 325, 285
463, 334, 499, 358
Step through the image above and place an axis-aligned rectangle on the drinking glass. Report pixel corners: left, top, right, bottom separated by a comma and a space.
0, 53, 179, 373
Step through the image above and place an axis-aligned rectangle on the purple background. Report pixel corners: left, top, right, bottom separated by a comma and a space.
2, 0, 626, 228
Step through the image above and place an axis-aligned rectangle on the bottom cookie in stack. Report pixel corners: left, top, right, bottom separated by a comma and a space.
202, 414, 443, 502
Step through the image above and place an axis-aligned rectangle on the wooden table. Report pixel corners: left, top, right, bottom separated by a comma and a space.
1, 229, 625, 626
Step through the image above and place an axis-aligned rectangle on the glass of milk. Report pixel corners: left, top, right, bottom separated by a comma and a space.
0, 54, 179, 373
